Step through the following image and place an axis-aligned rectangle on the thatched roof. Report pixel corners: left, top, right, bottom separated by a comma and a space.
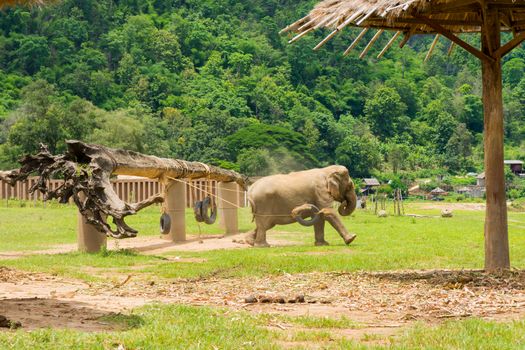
363, 178, 380, 186
283, 0, 525, 35
282, 0, 525, 59
0, 0, 53, 8
430, 187, 447, 194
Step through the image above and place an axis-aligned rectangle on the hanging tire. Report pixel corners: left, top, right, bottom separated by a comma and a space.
294, 204, 321, 227
194, 200, 204, 222
201, 196, 217, 225
160, 213, 171, 235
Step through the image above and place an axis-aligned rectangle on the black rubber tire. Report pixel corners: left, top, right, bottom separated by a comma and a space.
201, 196, 217, 225
160, 213, 171, 235
295, 204, 321, 227
194, 200, 204, 222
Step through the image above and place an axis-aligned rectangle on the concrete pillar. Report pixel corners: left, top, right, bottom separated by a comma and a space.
77, 210, 107, 253
163, 180, 186, 242
218, 182, 238, 235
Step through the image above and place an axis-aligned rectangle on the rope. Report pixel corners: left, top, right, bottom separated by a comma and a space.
165, 176, 295, 218
167, 176, 243, 209
160, 180, 175, 214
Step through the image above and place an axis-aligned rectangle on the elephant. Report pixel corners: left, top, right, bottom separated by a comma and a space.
246, 165, 357, 247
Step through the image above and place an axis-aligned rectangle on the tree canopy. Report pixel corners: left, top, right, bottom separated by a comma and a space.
0, 0, 523, 178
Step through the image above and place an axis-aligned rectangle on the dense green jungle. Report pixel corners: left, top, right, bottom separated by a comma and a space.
0, 0, 524, 191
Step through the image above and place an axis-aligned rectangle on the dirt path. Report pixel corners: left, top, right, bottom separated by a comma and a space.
417, 202, 486, 211
0, 232, 297, 259
2, 266, 525, 339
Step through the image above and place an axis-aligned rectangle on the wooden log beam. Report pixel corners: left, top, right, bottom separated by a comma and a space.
0, 171, 13, 182
494, 31, 525, 57
481, 10, 510, 272
413, 14, 494, 62
399, 27, 416, 48
5, 141, 248, 239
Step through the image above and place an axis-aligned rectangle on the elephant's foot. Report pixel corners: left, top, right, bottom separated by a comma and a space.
254, 241, 270, 248
344, 234, 357, 245
244, 232, 256, 246
315, 240, 329, 246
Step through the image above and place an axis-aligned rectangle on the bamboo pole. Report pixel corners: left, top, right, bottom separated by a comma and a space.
359, 29, 384, 59
377, 31, 401, 58
344, 28, 369, 56
424, 34, 440, 62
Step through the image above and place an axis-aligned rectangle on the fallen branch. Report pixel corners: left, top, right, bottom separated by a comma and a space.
4, 140, 247, 239
113, 275, 132, 289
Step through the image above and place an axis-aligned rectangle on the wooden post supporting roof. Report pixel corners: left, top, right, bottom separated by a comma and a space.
283, 0, 525, 272
481, 9, 510, 271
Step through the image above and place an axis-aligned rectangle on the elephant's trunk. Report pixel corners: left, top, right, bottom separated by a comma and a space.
338, 181, 357, 216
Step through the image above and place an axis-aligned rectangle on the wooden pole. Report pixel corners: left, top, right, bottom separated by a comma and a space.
77, 192, 107, 253
218, 182, 238, 235
163, 180, 186, 242
481, 10, 510, 271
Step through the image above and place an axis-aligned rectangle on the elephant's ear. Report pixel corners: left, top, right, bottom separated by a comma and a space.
327, 168, 348, 201
348, 178, 355, 191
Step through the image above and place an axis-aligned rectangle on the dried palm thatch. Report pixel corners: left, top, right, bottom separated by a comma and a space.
2, 141, 247, 239
0, 0, 54, 8
283, 0, 525, 34
283, 0, 525, 59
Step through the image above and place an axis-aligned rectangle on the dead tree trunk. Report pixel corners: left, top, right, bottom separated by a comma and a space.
4, 140, 247, 239
0, 171, 12, 182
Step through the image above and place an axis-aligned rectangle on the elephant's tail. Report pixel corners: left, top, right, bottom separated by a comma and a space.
248, 198, 256, 222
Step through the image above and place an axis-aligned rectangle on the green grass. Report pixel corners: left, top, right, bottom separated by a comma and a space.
2, 304, 525, 349
2, 201, 525, 348
0, 200, 255, 251
1, 201, 524, 279
389, 318, 525, 350
0, 304, 276, 350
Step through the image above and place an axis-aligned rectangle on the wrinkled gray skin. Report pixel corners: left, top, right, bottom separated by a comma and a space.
246, 165, 357, 247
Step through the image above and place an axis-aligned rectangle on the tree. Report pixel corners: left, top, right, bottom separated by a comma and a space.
433, 112, 458, 154
502, 58, 525, 87
335, 134, 382, 178
88, 109, 146, 152
10, 35, 50, 74
461, 94, 484, 133
237, 148, 272, 176
387, 142, 410, 174
363, 86, 407, 139
444, 123, 474, 172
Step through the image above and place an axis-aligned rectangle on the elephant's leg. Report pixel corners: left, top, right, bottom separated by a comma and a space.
314, 217, 329, 246
321, 208, 356, 245
244, 230, 256, 246
254, 224, 271, 248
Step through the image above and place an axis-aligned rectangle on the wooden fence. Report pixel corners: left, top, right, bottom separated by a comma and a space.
0, 176, 247, 208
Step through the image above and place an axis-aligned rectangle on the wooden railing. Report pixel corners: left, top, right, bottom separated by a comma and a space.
0, 176, 247, 208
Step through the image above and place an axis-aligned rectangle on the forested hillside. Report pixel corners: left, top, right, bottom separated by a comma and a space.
0, 0, 524, 179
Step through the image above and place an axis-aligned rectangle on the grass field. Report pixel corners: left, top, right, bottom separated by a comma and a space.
1, 200, 525, 349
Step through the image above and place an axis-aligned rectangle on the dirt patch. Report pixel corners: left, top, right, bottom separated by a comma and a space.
0, 298, 133, 332
0, 232, 298, 260
88, 269, 525, 324
417, 202, 486, 211
2, 266, 525, 336
0, 267, 145, 331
